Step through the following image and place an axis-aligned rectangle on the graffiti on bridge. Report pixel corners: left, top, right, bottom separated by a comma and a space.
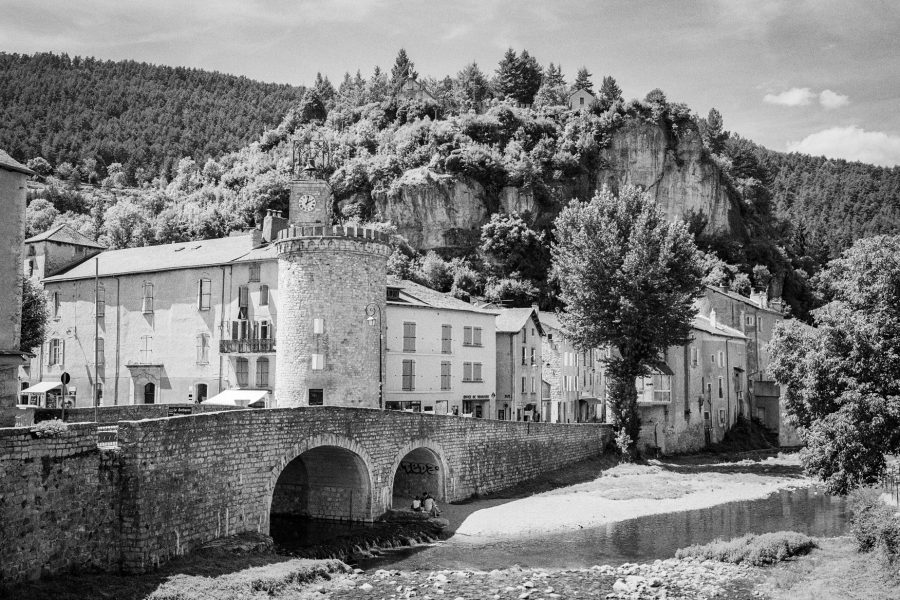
399, 461, 439, 476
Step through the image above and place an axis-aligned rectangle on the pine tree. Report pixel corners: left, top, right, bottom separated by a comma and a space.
455, 62, 491, 111
702, 108, 728, 154
542, 63, 566, 88
572, 67, 594, 94
599, 75, 623, 104
515, 50, 542, 105
494, 48, 519, 100
390, 48, 417, 90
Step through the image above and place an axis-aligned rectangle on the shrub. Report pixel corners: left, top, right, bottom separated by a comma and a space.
32, 419, 68, 438
848, 488, 900, 558
675, 531, 817, 566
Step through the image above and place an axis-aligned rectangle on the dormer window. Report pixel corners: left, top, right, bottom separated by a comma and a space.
387, 287, 401, 301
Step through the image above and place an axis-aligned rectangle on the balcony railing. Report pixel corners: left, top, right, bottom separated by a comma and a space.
219, 339, 275, 353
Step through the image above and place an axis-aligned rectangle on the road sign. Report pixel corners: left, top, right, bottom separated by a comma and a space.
60, 372, 71, 385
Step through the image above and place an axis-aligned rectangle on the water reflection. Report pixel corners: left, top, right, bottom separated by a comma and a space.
358, 486, 848, 570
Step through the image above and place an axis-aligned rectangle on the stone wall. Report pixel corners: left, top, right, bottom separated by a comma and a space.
0, 423, 121, 582
33, 403, 239, 423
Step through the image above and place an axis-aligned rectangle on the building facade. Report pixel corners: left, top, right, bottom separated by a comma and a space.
495, 308, 544, 421
540, 312, 605, 424
24, 224, 105, 281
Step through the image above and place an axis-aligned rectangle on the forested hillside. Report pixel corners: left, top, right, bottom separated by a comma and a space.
10, 49, 900, 318
0, 52, 304, 181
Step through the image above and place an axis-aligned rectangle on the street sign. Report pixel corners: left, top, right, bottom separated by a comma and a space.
60, 372, 71, 385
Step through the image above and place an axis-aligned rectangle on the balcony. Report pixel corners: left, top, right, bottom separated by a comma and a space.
219, 339, 275, 354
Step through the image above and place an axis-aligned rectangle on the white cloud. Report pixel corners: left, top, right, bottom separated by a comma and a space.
787, 126, 900, 167
763, 87, 815, 106
819, 89, 850, 109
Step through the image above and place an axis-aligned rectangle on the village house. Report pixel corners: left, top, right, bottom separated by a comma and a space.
24, 224, 105, 281
568, 88, 596, 111
494, 308, 543, 421
540, 311, 605, 423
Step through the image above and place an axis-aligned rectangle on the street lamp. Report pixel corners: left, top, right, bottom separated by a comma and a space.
365, 302, 384, 409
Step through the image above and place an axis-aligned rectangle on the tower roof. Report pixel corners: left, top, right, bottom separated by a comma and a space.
0, 149, 34, 176
25, 224, 106, 249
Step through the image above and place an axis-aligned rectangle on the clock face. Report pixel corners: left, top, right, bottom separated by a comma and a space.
298, 194, 317, 212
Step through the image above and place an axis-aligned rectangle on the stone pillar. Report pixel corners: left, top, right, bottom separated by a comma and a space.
275, 226, 391, 408
0, 153, 32, 411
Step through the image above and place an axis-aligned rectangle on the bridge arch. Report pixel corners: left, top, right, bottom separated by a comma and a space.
387, 439, 451, 509
268, 433, 377, 522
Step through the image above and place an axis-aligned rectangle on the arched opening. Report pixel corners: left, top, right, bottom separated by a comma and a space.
196, 383, 208, 403
391, 447, 445, 509
271, 446, 371, 522
143, 382, 155, 404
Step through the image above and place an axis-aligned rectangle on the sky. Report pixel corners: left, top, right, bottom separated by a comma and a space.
3, 0, 900, 165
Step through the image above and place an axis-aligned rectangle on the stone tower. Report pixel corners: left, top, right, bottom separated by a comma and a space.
274, 176, 391, 408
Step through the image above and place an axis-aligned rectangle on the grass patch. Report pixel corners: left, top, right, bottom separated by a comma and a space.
146, 558, 348, 600
675, 531, 817, 566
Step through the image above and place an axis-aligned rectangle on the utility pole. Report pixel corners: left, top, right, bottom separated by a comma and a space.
93, 257, 99, 423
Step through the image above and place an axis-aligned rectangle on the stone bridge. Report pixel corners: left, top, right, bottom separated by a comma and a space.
0, 407, 611, 581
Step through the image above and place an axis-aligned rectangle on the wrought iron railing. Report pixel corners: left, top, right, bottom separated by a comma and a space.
219, 339, 276, 353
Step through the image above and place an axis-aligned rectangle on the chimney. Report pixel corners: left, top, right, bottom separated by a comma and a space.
262, 210, 288, 244
709, 308, 717, 329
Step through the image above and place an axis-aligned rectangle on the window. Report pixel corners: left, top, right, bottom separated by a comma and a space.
259, 284, 269, 307
718, 408, 726, 426
256, 357, 270, 388
745, 315, 755, 326
521, 376, 526, 393
521, 346, 527, 365
441, 325, 452, 354
198, 278, 211, 310
531, 348, 536, 365
718, 351, 725, 368
403, 322, 416, 352
196, 334, 210, 364
473, 362, 482, 382
710, 354, 716, 364
463, 362, 472, 382
308, 389, 324, 406
463, 362, 483, 382
463, 326, 472, 346
463, 326, 482, 347
690, 346, 698, 367
49, 338, 62, 365
718, 376, 724, 398
652, 373, 671, 402
52, 291, 60, 318
249, 263, 260, 282
96, 284, 105, 317
440, 361, 451, 390
580, 96, 585, 106
232, 320, 249, 340
140, 335, 152, 363
143, 382, 155, 404
196, 383, 208, 403
238, 285, 249, 319
142, 282, 153, 313
259, 320, 271, 340
236, 358, 249, 387
531, 377, 535, 393
402, 359, 415, 390
311, 353, 324, 370
95, 338, 104, 365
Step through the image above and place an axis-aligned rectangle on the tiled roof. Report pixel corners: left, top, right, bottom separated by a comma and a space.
44, 234, 260, 282
25, 224, 106, 249
387, 278, 495, 314
539, 311, 564, 332
0, 149, 34, 175
705, 285, 784, 316
692, 314, 746, 339
494, 307, 544, 336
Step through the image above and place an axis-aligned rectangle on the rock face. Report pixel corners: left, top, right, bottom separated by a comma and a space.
373, 121, 741, 251
597, 121, 738, 236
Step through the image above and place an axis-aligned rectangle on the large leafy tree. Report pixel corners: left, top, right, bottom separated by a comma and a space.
769, 235, 900, 494
552, 185, 705, 442
21, 277, 48, 351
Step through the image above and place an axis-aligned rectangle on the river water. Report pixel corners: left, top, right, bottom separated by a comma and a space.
353, 486, 848, 570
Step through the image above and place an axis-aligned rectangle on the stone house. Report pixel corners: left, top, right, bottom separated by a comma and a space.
539, 312, 606, 423
494, 308, 544, 421
384, 278, 497, 416
0, 150, 32, 410
24, 224, 105, 281
568, 88, 596, 111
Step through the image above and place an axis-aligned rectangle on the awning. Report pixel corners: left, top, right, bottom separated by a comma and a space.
20, 381, 61, 394
649, 361, 675, 376
578, 397, 603, 404
203, 389, 268, 407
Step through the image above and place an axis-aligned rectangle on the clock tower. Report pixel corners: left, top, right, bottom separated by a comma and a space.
287, 168, 331, 226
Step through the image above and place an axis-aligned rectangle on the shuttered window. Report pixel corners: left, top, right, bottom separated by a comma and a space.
440, 361, 451, 390
402, 359, 415, 390
441, 325, 452, 354
403, 322, 416, 352
198, 278, 211, 311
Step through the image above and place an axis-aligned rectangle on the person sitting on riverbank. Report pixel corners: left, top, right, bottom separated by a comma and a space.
422, 493, 440, 517
410, 495, 422, 512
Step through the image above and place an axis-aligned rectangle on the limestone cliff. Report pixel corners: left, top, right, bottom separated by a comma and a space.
373, 121, 742, 251
597, 121, 739, 236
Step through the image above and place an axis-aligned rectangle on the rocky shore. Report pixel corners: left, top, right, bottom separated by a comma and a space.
320, 558, 758, 600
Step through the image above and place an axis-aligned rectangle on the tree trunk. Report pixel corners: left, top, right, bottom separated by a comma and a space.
607, 366, 642, 446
